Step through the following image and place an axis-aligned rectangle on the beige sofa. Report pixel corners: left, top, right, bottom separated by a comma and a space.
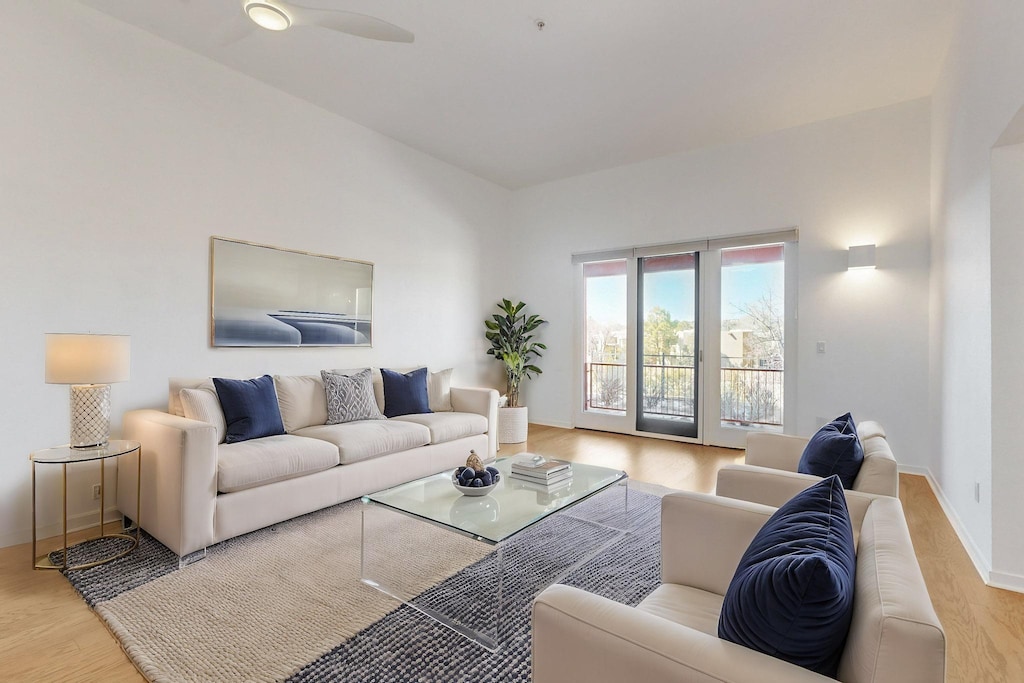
532, 489, 945, 683
716, 421, 898, 508
117, 372, 498, 561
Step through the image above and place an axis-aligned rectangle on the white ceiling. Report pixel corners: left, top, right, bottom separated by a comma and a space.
81, 1, 959, 189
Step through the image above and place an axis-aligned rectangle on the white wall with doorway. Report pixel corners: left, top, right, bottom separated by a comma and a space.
991, 140, 1024, 586
929, 0, 1024, 586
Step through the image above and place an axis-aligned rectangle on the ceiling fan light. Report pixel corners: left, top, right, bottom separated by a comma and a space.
245, 2, 291, 31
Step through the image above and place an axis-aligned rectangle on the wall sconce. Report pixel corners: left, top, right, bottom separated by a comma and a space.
847, 244, 876, 270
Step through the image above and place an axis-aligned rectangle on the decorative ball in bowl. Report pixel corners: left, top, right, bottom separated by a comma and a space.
452, 465, 501, 496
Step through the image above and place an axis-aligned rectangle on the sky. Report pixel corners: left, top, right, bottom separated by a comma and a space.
586, 260, 783, 325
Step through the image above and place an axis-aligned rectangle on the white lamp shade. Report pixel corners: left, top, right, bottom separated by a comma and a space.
45, 334, 131, 384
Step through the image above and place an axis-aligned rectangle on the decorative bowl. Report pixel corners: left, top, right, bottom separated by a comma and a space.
449, 495, 500, 524
451, 469, 500, 496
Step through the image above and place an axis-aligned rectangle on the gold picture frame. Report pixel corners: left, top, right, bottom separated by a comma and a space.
210, 236, 373, 347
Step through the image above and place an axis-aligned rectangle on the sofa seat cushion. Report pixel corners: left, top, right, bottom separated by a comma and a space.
637, 584, 724, 637
217, 435, 340, 493
391, 412, 488, 445
293, 420, 431, 465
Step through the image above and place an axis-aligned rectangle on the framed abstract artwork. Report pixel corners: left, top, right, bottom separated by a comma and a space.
210, 237, 373, 347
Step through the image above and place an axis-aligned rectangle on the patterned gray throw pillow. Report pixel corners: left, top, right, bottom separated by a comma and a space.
321, 369, 385, 424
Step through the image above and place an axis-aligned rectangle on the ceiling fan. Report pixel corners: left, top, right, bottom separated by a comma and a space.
235, 0, 414, 43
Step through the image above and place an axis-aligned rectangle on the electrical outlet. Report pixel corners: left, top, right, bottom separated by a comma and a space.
816, 341, 827, 354
92, 484, 102, 500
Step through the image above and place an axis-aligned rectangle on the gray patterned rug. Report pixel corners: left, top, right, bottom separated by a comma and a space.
61, 486, 664, 682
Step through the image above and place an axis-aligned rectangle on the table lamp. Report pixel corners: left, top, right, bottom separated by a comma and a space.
45, 333, 131, 449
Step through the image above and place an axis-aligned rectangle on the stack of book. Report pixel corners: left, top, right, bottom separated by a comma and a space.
510, 454, 572, 487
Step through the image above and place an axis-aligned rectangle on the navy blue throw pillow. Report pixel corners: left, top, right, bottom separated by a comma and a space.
213, 375, 286, 444
797, 412, 864, 489
718, 475, 856, 678
381, 367, 432, 418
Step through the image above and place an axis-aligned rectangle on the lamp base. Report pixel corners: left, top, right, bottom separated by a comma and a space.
70, 384, 111, 449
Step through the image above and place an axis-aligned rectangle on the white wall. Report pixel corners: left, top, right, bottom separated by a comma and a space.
929, 0, 1024, 586
991, 141, 1024, 586
0, 2, 509, 548
505, 99, 932, 467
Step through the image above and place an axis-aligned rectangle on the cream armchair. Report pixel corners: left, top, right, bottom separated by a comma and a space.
715, 421, 898, 510
531, 490, 944, 683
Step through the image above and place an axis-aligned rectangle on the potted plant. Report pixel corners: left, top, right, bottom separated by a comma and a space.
485, 299, 547, 443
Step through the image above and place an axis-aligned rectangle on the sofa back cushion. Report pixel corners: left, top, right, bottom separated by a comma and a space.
213, 375, 286, 444
798, 412, 864, 489
179, 383, 227, 444
274, 374, 328, 432
427, 368, 454, 412
838, 497, 945, 683
169, 377, 211, 416
718, 475, 856, 677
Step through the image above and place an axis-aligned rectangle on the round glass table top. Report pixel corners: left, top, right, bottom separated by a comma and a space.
31, 440, 140, 464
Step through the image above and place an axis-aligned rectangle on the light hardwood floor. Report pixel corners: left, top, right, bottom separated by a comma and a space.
1, 424, 1022, 681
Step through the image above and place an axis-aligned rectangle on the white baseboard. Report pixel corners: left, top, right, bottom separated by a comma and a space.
0, 507, 124, 550
988, 570, 1024, 593
529, 419, 573, 429
900, 464, 997, 588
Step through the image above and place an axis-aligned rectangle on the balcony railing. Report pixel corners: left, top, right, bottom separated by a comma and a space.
585, 357, 783, 426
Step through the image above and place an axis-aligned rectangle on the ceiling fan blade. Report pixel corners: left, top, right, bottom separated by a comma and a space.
283, 2, 414, 43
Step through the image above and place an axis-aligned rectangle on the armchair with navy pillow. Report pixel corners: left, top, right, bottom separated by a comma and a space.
531, 477, 945, 683
716, 415, 899, 511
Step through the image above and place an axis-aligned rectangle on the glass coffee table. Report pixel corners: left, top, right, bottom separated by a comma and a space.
360, 457, 629, 651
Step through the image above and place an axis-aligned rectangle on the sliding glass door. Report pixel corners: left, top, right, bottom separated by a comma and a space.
637, 253, 699, 438
701, 243, 792, 447
578, 257, 633, 433
574, 232, 796, 447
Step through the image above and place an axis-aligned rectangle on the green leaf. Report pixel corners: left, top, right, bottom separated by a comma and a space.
484, 298, 548, 387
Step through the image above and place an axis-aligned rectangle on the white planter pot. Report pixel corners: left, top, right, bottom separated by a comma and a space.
498, 406, 529, 444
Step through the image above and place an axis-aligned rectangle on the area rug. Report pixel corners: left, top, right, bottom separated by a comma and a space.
62, 485, 665, 682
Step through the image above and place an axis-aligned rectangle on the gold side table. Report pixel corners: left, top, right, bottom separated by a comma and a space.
30, 440, 141, 571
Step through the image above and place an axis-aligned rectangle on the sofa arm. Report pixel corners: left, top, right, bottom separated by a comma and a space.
450, 387, 499, 459
852, 435, 899, 497
744, 432, 807, 471
119, 409, 218, 557
857, 420, 886, 440
660, 491, 774, 595
532, 584, 831, 683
